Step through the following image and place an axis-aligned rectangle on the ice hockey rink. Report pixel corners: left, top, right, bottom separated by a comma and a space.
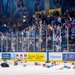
0, 62, 75, 75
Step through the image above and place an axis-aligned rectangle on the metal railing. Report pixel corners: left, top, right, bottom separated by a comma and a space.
0, 28, 74, 52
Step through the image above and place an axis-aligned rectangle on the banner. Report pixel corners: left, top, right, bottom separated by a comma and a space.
49, 8, 61, 16
0, 0, 10, 18
15, 53, 27, 60
11, 53, 15, 59
28, 53, 46, 62
35, 11, 45, 15
63, 53, 75, 61
49, 53, 62, 61
34, 0, 45, 12
12, 0, 28, 17
2, 53, 11, 59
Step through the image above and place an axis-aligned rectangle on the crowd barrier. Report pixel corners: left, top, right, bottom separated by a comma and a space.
0, 52, 75, 62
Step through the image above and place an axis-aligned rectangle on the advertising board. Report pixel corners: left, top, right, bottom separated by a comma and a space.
2, 53, 11, 59
15, 53, 27, 60
49, 53, 62, 62
28, 53, 46, 62
63, 53, 75, 61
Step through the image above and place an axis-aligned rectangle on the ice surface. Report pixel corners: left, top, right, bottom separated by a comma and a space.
0, 62, 75, 75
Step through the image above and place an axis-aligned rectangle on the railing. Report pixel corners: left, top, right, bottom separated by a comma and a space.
0, 28, 75, 52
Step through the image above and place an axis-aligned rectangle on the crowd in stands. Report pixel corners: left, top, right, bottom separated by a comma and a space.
0, 8, 75, 52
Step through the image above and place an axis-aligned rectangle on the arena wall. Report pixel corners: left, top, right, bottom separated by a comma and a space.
0, 52, 75, 63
